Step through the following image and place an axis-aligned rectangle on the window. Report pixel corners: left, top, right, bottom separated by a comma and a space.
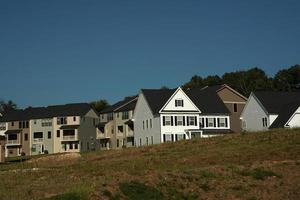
177, 134, 184, 141
69, 143, 73, 150
122, 111, 129, 120
118, 126, 124, 133
163, 134, 172, 142
146, 120, 148, 129
188, 116, 196, 126
175, 99, 184, 107
218, 118, 226, 127
234, 103, 238, 112
57, 130, 60, 137
199, 118, 204, 128
33, 132, 43, 139
11, 122, 14, 126
150, 119, 152, 128
0, 123, 6, 130
117, 139, 119, 147
42, 119, 52, 127
26, 121, 29, 128
24, 133, 28, 141
74, 143, 78, 149
151, 136, 154, 145
8, 134, 17, 140
57, 117, 67, 125
262, 117, 268, 127
207, 118, 215, 127
164, 116, 172, 126
176, 116, 184, 126
73, 116, 76, 121
48, 131, 51, 139
107, 113, 113, 121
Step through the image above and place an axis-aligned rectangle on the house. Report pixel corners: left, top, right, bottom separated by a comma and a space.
240, 91, 300, 131
97, 96, 137, 149
0, 103, 99, 157
0, 135, 5, 162
200, 84, 247, 132
133, 87, 231, 147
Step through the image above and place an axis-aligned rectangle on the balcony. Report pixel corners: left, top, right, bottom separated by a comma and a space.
33, 138, 43, 143
6, 139, 20, 146
62, 134, 78, 141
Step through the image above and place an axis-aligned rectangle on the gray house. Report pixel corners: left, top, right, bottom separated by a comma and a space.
240, 91, 300, 131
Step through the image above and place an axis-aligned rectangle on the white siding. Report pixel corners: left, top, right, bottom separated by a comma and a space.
241, 94, 269, 132
286, 106, 300, 128
269, 114, 278, 126
134, 93, 161, 147
161, 88, 199, 112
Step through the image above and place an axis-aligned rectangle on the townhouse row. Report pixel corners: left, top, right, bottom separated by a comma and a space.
1, 84, 299, 160
0, 103, 99, 157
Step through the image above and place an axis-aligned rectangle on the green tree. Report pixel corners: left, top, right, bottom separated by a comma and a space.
0, 100, 17, 114
90, 99, 110, 113
182, 75, 205, 90
273, 65, 300, 91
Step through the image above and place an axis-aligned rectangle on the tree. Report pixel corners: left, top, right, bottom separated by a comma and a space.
203, 75, 223, 86
0, 100, 17, 114
273, 65, 300, 91
90, 99, 110, 113
182, 75, 205, 90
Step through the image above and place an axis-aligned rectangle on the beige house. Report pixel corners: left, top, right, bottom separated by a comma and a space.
98, 96, 137, 149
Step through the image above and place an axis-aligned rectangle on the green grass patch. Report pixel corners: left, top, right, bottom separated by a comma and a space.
119, 181, 164, 200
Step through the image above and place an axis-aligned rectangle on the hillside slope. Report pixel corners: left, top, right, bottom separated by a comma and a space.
0, 129, 300, 200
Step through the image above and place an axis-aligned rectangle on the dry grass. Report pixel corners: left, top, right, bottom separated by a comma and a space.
0, 128, 300, 200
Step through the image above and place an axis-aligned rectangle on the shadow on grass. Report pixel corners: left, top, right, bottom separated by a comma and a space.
119, 181, 165, 200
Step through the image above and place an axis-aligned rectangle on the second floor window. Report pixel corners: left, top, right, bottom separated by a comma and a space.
175, 99, 184, 107
176, 116, 184, 126
122, 111, 129, 120
0, 123, 6, 130
57, 117, 67, 125
207, 118, 215, 127
164, 116, 172, 126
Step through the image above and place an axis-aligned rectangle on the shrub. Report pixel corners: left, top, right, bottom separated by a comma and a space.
251, 168, 280, 180
44, 150, 49, 154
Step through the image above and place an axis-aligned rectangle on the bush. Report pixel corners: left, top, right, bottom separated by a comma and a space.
44, 150, 49, 154
251, 168, 280, 180
119, 181, 164, 200
20, 152, 26, 156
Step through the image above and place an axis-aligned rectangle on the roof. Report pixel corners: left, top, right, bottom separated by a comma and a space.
60, 125, 80, 130
269, 101, 300, 129
253, 91, 300, 128
5, 130, 22, 134
0, 103, 93, 122
253, 91, 300, 114
100, 96, 137, 114
141, 89, 176, 114
114, 98, 137, 112
201, 84, 247, 100
185, 88, 230, 114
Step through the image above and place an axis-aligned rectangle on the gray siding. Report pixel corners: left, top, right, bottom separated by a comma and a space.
78, 109, 99, 151
31, 119, 54, 155
134, 93, 161, 147
241, 94, 268, 132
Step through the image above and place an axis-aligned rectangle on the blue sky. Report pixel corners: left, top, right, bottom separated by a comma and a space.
0, 0, 299, 108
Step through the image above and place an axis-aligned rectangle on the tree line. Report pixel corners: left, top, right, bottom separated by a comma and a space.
1, 65, 299, 114
182, 64, 300, 97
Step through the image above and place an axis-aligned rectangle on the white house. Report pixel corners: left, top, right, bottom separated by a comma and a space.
134, 87, 231, 147
240, 91, 300, 131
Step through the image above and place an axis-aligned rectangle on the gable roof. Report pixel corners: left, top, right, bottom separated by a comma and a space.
252, 91, 300, 128
253, 91, 300, 114
269, 101, 300, 129
0, 103, 93, 122
99, 96, 137, 114
141, 89, 176, 115
202, 84, 247, 101
185, 88, 230, 114
114, 98, 138, 112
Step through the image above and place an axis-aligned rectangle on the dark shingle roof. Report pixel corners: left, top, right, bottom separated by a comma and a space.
185, 88, 230, 114
141, 89, 176, 114
0, 103, 93, 122
114, 98, 137, 112
100, 96, 137, 114
253, 91, 300, 128
269, 101, 300, 129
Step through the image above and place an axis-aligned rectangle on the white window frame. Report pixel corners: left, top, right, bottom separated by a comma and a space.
165, 116, 171, 126
188, 116, 195, 126
177, 116, 183, 126
219, 118, 226, 127
207, 118, 215, 127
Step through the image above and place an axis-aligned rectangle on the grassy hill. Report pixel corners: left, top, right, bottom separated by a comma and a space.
0, 129, 300, 200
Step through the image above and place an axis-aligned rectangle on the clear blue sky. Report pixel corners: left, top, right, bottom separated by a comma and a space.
0, 0, 299, 108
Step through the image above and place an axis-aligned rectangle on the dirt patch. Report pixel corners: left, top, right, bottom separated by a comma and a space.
27, 153, 81, 163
